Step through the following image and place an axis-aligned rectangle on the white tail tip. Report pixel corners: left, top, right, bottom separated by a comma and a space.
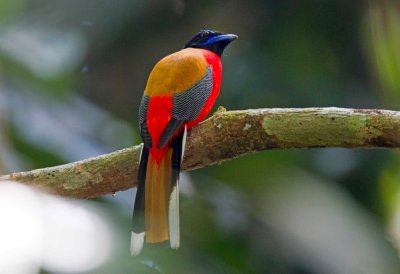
130, 231, 145, 256
169, 184, 180, 249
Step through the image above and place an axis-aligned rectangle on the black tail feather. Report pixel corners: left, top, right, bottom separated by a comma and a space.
170, 129, 184, 188
132, 145, 149, 233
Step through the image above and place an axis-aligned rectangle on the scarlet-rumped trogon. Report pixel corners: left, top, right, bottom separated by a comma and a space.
131, 30, 237, 255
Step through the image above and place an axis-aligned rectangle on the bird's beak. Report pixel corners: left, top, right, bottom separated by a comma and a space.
217, 34, 238, 43
203, 33, 238, 45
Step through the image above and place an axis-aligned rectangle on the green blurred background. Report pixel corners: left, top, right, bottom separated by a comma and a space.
1, 0, 400, 273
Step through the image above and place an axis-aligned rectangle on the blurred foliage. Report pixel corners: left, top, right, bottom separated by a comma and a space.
1, 0, 400, 273
365, 0, 400, 100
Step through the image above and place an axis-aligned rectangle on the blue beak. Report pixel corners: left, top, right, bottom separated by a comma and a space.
203, 34, 238, 46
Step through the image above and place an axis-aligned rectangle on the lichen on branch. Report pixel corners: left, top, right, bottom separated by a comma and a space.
1, 107, 399, 198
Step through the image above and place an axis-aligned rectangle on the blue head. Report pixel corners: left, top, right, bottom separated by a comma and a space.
184, 30, 237, 57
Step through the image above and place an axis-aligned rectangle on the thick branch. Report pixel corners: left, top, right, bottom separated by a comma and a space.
1, 107, 399, 198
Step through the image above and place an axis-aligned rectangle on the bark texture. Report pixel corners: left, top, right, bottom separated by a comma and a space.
1, 107, 399, 198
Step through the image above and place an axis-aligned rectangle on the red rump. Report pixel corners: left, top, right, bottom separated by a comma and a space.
146, 95, 173, 164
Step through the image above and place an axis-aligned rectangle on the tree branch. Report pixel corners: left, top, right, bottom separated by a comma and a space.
1, 107, 399, 198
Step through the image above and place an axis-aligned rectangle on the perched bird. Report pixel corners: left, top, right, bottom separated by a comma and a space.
131, 30, 237, 255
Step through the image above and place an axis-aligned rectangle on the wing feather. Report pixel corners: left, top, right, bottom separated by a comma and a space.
156, 66, 213, 148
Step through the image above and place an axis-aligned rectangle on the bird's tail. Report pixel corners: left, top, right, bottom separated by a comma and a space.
131, 127, 186, 255
145, 148, 172, 243
130, 144, 148, 255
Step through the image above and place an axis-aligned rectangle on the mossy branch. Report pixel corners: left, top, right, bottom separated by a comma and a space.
1, 107, 399, 198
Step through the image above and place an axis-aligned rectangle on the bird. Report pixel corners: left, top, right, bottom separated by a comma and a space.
131, 30, 237, 255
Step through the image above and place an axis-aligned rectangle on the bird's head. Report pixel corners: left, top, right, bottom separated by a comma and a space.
184, 30, 237, 57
